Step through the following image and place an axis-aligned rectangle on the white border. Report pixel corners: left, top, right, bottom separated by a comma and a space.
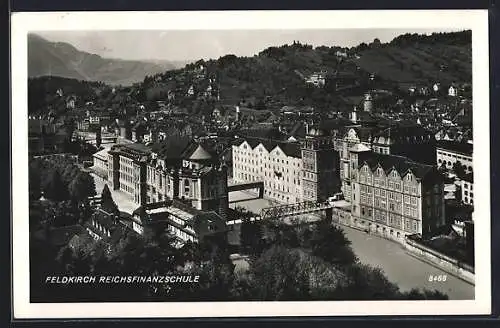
11, 10, 491, 318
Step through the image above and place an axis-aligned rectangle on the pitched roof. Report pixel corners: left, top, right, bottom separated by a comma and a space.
349, 143, 371, 153
436, 140, 473, 156
233, 137, 301, 158
186, 211, 227, 237
239, 127, 284, 140
358, 152, 437, 180
150, 135, 192, 160
93, 148, 109, 160
187, 144, 213, 161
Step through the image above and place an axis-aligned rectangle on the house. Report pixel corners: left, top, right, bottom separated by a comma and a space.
131, 200, 227, 247
305, 72, 326, 87
419, 86, 430, 96
433, 83, 440, 93
66, 95, 77, 109
448, 85, 459, 97
335, 50, 348, 58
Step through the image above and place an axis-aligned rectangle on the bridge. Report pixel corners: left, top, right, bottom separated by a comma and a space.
260, 200, 334, 221
227, 181, 264, 198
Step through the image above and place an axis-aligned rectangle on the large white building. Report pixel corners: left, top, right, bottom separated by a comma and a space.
232, 139, 303, 204
232, 128, 341, 204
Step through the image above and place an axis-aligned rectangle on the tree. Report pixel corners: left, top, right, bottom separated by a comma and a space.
101, 184, 118, 214
453, 161, 466, 178
310, 219, 358, 267
402, 288, 449, 300
43, 169, 68, 201
263, 219, 300, 248
246, 246, 310, 301
454, 185, 462, 202
240, 217, 263, 254
335, 264, 401, 300
438, 161, 448, 172
29, 164, 41, 201
69, 172, 96, 202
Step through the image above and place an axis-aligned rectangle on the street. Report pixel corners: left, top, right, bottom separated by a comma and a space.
91, 172, 140, 215
228, 190, 475, 300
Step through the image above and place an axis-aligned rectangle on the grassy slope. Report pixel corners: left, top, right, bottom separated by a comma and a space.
354, 43, 471, 87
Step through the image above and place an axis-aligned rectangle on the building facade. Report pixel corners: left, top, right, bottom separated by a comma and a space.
348, 144, 446, 240
436, 140, 473, 173
232, 127, 340, 204
332, 121, 436, 202
301, 128, 340, 202
131, 200, 227, 246
461, 175, 474, 206
232, 138, 303, 204
106, 138, 228, 219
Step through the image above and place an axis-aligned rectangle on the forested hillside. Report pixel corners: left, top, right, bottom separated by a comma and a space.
29, 30, 472, 116
354, 31, 471, 88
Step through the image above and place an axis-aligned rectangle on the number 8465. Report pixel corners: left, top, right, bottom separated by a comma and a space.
428, 275, 447, 282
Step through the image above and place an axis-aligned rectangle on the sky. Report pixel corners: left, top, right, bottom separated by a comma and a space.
36, 29, 463, 62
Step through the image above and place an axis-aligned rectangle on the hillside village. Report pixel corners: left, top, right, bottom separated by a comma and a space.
28, 30, 475, 302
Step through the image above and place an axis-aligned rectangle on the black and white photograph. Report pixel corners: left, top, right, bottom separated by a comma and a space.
11, 10, 491, 318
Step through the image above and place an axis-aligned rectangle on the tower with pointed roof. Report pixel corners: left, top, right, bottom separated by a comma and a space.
300, 126, 340, 203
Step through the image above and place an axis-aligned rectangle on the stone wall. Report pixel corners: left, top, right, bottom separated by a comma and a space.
332, 208, 475, 285
404, 237, 475, 285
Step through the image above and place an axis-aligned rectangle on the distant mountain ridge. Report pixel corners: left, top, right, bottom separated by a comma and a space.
28, 34, 188, 86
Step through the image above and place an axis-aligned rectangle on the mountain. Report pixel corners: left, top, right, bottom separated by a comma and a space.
28, 34, 186, 86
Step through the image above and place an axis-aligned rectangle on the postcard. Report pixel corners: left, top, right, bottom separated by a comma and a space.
11, 10, 491, 318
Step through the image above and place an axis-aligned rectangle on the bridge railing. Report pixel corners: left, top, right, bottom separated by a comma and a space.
260, 200, 332, 219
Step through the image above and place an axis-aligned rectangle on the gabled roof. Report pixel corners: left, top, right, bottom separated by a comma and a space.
233, 137, 301, 158
358, 152, 437, 180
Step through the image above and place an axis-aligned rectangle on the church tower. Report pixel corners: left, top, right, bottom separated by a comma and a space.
300, 126, 340, 203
